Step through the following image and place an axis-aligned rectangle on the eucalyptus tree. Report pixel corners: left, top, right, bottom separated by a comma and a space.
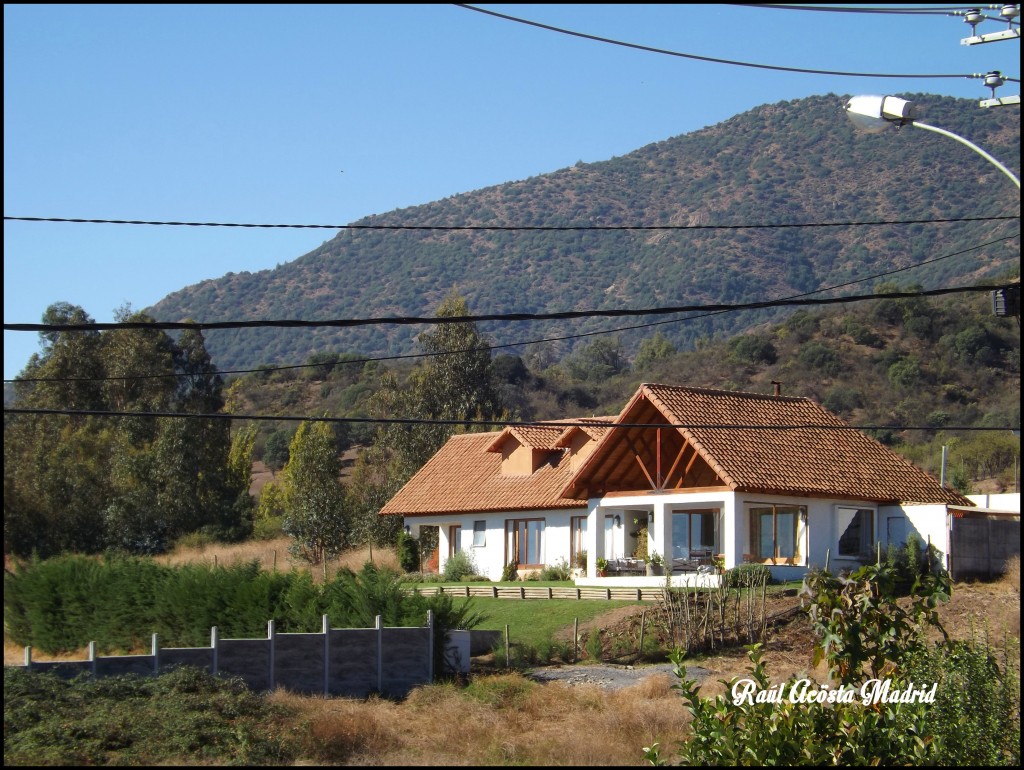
281, 420, 348, 571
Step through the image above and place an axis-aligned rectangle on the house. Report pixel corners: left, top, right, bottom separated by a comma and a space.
380, 383, 975, 584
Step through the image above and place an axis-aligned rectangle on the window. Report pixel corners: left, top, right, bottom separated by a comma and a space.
749, 504, 805, 563
672, 510, 717, 558
570, 516, 587, 560
473, 520, 486, 547
506, 518, 545, 566
448, 525, 461, 558
838, 507, 875, 558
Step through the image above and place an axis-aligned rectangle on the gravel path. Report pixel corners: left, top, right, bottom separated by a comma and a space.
526, 661, 710, 691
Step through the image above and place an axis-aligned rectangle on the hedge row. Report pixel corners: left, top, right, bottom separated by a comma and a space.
4, 554, 475, 654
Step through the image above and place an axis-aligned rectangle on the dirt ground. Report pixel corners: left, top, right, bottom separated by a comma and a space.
527, 571, 1020, 693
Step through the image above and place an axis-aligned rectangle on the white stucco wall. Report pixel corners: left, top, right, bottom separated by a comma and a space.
403, 494, 967, 582
406, 508, 586, 582
967, 492, 1020, 512
884, 503, 950, 565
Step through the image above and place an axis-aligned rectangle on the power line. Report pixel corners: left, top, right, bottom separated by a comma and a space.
3, 284, 1012, 334
3, 214, 1016, 231
6, 233, 1018, 385
3, 406, 1018, 433
454, 3, 1010, 80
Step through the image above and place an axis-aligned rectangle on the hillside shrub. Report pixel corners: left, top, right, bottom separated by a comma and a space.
4, 666, 293, 766
645, 561, 1019, 766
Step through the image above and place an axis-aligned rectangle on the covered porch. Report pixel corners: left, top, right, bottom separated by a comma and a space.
581, 492, 736, 580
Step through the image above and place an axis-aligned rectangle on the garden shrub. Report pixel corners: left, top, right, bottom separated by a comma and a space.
442, 550, 478, 582
722, 563, 772, 588
645, 561, 1019, 766
396, 530, 420, 573
538, 558, 573, 581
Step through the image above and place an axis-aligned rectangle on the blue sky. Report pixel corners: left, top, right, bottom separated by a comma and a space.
4, 3, 1020, 380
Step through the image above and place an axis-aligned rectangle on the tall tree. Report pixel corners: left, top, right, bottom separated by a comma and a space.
5, 302, 246, 556
347, 292, 507, 552
281, 420, 348, 570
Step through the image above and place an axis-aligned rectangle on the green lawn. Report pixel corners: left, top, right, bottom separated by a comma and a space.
459, 597, 642, 649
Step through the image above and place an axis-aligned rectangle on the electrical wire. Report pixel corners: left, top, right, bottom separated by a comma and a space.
453, 4, 1006, 80
2, 406, 1018, 432
3, 284, 1012, 334
4, 214, 1016, 231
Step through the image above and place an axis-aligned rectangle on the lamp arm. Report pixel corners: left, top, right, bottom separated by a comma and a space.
911, 121, 1021, 190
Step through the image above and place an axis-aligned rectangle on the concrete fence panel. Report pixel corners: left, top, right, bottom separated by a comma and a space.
328, 628, 379, 697
274, 632, 326, 695
14, 612, 439, 700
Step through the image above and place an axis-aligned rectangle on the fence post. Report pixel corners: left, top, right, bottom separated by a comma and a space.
492, 585, 497, 598
267, 620, 276, 692
211, 626, 219, 675
376, 615, 383, 695
24, 646, 32, 668
427, 609, 434, 683
322, 614, 330, 697
89, 641, 97, 678
520, 585, 525, 599
548, 586, 553, 599
577, 587, 581, 600
638, 610, 646, 659
505, 625, 510, 671
152, 633, 160, 675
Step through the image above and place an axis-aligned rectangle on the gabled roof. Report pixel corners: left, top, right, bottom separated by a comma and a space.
485, 423, 567, 453
380, 432, 585, 517
562, 383, 972, 506
380, 384, 972, 518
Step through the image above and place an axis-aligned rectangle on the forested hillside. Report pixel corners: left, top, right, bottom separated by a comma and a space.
227, 283, 1020, 493
147, 93, 1019, 373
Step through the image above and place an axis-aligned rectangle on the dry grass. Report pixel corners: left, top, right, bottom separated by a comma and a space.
1000, 554, 1020, 593
155, 537, 400, 581
270, 672, 691, 766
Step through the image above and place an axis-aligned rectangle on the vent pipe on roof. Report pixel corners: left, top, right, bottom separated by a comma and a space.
771, 381, 782, 397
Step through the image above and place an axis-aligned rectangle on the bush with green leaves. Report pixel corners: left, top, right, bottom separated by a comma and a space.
4, 665, 293, 766
501, 561, 518, 582
644, 561, 1019, 766
722, 563, 772, 589
586, 629, 604, 662
396, 529, 420, 573
442, 549, 478, 581
538, 558, 573, 581
5, 555, 484, 676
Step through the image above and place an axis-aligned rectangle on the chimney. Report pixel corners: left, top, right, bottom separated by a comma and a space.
771, 381, 782, 397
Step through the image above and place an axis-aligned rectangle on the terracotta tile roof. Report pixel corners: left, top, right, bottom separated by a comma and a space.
485, 423, 567, 452
554, 417, 616, 446
381, 384, 972, 518
631, 384, 971, 505
380, 432, 585, 517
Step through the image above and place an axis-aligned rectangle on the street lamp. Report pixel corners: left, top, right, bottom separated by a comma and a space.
844, 95, 1020, 189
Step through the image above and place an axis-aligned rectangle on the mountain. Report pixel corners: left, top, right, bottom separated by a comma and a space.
147, 94, 1020, 373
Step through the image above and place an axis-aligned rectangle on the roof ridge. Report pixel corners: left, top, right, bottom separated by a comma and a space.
641, 382, 811, 403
